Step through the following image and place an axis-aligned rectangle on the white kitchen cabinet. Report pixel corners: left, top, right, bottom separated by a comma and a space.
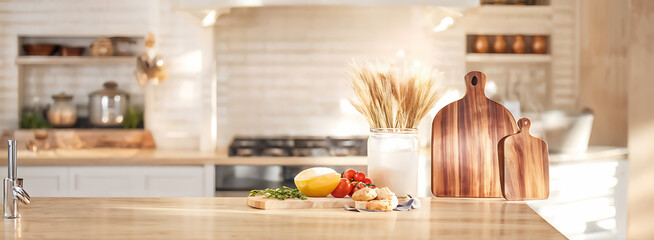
21, 167, 70, 197
68, 167, 146, 197
1, 165, 214, 197
528, 159, 628, 239
0, 166, 69, 197
68, 166, 206, 197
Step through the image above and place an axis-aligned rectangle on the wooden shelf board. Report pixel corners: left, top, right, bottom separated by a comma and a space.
466, 53, 551, 63
16, 56, 136, 65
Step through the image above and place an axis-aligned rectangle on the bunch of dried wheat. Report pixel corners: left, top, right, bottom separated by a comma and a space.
348, 61, 440, 129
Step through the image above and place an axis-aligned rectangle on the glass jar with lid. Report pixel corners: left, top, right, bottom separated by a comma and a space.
47, 93, 77, 127
88, 81, 130, 127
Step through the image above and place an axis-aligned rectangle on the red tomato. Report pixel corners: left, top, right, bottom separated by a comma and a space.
353, 172, 366, 182
348, 182, 367, 197
342, 169, 357, 180
362, 178, 372, 184
331, 178, 353, 198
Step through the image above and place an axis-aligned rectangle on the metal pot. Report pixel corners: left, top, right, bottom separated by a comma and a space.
88, 81, 129, 127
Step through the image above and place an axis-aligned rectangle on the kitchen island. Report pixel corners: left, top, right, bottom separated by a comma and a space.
1, 197, 565, 239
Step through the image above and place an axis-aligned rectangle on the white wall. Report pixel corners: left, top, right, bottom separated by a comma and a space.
213, 6, 465, 146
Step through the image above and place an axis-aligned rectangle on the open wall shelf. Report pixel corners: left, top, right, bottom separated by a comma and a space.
16, 56, 136, 65
466, 53, 551, 63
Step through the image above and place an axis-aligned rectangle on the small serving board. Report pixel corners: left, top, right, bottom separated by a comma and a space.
247, 196, 354, 210
499, 118, 549, 201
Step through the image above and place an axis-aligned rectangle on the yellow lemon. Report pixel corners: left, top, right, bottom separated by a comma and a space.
294, 167, 341, 197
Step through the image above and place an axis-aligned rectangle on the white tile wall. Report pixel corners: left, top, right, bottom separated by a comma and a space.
23, 65, 144, 112
213, 6, 461, 146
146, 0, 206, 149
551, 0, 579, 110
466, 62, 549, 112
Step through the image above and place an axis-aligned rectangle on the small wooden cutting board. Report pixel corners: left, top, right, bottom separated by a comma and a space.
499, 118, 549, 201
431, 71, 518, 198
247, 196, 354, 210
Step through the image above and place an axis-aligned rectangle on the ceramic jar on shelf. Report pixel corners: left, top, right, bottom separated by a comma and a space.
473, 35, 489, 53
493, 35, 507, 53
90, 38, 114, 57
532, 35, 548, 54
512, 35, 526, 54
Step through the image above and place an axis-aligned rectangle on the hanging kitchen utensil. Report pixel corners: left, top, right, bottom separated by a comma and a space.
431, 71, 518, 198
134, 32, 168, 86
498, 118, 549, 201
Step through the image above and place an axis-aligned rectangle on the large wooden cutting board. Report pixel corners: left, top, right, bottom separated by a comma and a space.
247, 196, 354, 210
499, 118, 549, 201
431, 71, 518, 198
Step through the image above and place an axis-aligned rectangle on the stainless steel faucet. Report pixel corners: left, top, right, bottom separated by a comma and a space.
4, 140, 30, 219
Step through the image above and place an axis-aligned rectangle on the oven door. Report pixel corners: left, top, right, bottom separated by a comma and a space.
215, 165, 366, 192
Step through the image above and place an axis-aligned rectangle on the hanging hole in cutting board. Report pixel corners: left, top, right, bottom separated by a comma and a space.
471, 76, 478, 86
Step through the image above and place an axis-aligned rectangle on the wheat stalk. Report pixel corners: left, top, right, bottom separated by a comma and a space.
348, 60, 440, 129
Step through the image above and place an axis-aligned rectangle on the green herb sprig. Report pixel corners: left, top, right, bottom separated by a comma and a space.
249, 186, 307, 200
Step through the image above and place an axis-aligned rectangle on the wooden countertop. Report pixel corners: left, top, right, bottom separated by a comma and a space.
1, 197, 565, 240
0, 149, 367, 166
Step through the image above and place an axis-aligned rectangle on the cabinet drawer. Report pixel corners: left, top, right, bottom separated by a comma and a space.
143, 167, 205, 197
69, 166, 205, 197
69, 167, 141, 197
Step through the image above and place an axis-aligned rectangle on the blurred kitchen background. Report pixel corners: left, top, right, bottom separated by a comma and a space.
0, 0, 652, 239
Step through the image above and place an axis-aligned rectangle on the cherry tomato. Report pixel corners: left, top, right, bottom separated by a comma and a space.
353, 172, 366, 182
331, 178, 353, 198
343, 169, 357, 180
349, 182, 367, 197
362, 178, 372, 184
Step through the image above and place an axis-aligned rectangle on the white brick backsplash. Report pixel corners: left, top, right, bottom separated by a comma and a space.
213, 6, 458, 146
22, 64, 144, 109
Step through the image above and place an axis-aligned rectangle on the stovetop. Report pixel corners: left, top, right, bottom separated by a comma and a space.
228, 136, 367, 157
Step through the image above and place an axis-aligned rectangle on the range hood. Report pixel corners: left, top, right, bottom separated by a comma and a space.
173, 0, 478, 27
174, 0, 479, 9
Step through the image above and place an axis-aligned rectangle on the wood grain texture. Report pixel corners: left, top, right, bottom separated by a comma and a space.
627, 1, 654, 238
579, 0, 628, 147
432, 71, 518, 198
2, 129, 156, 150
0, 197, 565, 239
247, 196, 353, 209
499, 118, 549, 201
